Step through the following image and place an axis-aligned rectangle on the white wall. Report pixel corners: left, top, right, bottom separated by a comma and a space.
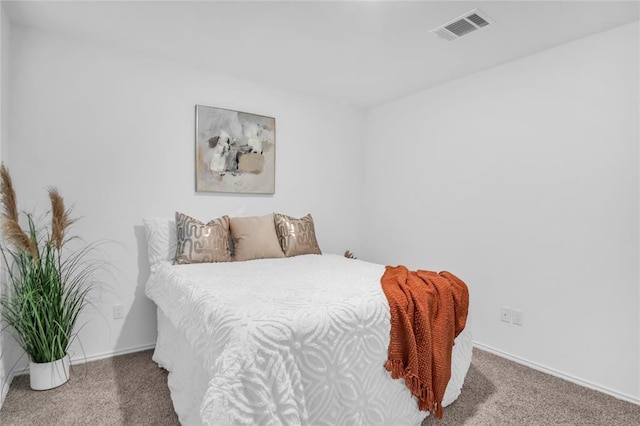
363, 22, 639, 400
0, 2, 18, 408
637, 17, 640, 407
0, 3, 7, 161
6, 25, 366, 369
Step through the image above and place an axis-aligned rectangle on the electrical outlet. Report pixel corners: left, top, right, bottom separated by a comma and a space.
500, 307, 512, 323
512, 309, 524, 326
113, 304, 124, 319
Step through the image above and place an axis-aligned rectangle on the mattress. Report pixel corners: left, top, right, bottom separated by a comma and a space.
145, 254, 472, 425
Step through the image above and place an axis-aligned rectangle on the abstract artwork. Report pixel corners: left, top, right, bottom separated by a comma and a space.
195, 105, 275, 194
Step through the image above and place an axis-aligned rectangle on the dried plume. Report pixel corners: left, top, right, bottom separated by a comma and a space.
0, 164, 19, 223
49, 187, 75, 251
0, 164, 38, 259
344, 250, 357, 260
3, 218, 36, 257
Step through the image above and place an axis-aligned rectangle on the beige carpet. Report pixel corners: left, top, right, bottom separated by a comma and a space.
423, 350, 640, 426
1, 348, 639, 425
0, 350, 178, 425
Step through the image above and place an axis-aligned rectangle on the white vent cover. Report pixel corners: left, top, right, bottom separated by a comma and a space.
429, 9, 492, 41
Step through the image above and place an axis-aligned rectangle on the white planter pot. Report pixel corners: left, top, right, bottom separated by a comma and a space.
29, 355, 70, 391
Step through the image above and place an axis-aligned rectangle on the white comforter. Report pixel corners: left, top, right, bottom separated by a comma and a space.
145, 254, 472, 425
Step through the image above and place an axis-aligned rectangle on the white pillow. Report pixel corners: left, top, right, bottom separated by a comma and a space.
143, 217, 177, 268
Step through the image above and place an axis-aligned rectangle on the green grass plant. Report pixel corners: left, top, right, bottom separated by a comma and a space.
0, 165, 97, 364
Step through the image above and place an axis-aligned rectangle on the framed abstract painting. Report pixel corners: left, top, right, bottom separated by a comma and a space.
195, 105, 275, 194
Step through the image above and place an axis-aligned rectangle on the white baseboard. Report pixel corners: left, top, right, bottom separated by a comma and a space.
11, 343, 156, 377
473, 341, 640, 405
0, 377, 9, 408
5, 341, 637, 408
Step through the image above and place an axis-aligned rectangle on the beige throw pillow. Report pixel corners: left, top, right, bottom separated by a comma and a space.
174, 212, 232, 264
230, 214, 285, 261
274, 213, 322, 257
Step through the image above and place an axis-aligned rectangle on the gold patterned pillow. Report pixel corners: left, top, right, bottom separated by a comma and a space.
273, 213, 322, 257
174, 212, 232, 264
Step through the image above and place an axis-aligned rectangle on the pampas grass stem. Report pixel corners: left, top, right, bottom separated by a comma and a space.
0, 164, 99, 364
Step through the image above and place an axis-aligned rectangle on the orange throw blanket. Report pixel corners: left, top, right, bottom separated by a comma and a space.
381, 265, 469, 419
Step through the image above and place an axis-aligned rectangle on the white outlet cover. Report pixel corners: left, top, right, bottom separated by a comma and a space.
512, 310, 524, 326
500, 307, 512, 323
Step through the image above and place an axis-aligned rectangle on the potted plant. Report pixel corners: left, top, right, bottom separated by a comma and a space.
0, 165, 97, 390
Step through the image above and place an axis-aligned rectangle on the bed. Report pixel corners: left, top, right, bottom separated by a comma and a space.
144, 217, 473, 425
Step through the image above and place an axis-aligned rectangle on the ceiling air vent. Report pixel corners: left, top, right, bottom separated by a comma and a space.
429, 9, 492, 41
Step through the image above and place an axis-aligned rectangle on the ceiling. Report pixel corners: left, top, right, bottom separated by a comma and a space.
4, 1, 639, 109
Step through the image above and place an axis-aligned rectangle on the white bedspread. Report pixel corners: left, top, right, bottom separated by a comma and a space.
145, 254, 472, 425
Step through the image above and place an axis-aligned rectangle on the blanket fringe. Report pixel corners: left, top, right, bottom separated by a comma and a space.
384, 359, 405, 379
384, 360, 443, 419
